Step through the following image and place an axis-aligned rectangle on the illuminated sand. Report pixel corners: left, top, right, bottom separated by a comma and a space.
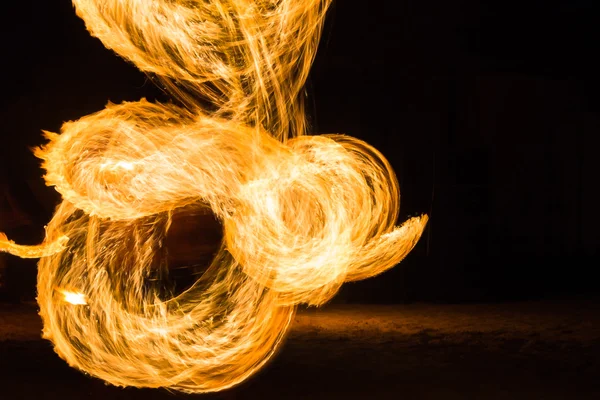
0, 0, 427, 393
1, 301, 599, 399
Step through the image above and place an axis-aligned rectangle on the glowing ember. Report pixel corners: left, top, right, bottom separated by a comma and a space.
60, 290, 87, 306
0, 0, 427, 393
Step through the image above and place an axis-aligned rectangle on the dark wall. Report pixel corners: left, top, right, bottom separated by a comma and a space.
312, 0, 600, 302
1, 1, 599, 303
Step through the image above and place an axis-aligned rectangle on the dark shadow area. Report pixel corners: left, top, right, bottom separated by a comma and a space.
162, 203, 224, 299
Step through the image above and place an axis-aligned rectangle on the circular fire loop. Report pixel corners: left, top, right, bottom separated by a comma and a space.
1, 0, 427, 393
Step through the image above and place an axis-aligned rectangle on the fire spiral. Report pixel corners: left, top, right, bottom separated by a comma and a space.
0, 0, 428, 394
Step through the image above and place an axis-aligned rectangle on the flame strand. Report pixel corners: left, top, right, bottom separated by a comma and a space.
0, 232, 69, 258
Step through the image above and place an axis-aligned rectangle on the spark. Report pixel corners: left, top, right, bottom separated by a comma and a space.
0, 0, 427, 394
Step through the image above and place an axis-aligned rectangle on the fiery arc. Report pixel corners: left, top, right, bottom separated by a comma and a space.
0, 0, 427, 394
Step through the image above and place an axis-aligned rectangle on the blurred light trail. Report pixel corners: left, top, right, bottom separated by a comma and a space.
0, 0, 427, 393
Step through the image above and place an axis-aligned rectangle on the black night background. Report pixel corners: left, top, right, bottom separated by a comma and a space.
1, 1, 599, 399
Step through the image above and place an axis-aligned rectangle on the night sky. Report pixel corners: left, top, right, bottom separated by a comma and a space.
1, 0, 599, 303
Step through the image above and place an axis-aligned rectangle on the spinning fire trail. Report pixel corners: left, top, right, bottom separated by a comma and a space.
0, 0, 427, 393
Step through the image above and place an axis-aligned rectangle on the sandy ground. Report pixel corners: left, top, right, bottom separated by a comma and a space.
1, 300, 599, 399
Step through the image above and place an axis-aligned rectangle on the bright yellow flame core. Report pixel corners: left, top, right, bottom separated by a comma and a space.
0, 0, 427, 393
61, 290, 87, 305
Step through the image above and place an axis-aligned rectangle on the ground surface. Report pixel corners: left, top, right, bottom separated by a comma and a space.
1, 300, 599, 399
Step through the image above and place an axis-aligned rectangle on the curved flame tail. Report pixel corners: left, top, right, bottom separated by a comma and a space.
0, 232, 69, 258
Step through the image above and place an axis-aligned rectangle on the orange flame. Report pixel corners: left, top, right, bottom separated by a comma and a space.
0, 0, 427, 393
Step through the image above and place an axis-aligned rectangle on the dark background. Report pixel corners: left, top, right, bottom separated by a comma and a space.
1, 0, 599, 303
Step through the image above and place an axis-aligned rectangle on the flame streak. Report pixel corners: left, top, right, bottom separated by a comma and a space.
1, 0, 427, 393
0, 233, 69, 259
